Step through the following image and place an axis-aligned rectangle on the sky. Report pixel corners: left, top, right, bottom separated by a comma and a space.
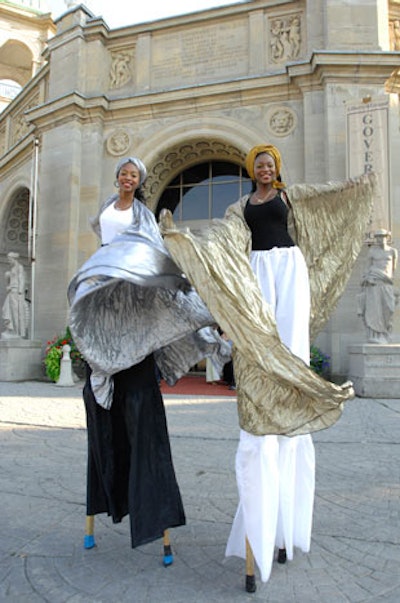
47, 0, 244, 29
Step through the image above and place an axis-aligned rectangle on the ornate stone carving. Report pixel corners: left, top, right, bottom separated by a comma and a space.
269, 14, 302, 64
12, 113, 30, 143
389, 19, 400, 50
109, 49, 135, 90
11, 94, 39, 146
106, 129, 132, 156
266, 106, 297, 137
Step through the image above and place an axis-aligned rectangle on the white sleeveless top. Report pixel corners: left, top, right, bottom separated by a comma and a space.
99, 202, 132, 245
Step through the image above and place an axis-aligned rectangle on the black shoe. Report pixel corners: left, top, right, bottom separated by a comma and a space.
245, 574, 257, 593
277, 548, 287, 564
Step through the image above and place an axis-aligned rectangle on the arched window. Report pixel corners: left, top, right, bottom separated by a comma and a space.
156, 161, 251, 224
2, 188, 29, 256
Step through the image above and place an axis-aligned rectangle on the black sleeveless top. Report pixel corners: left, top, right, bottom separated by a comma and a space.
243, 192, 295, 251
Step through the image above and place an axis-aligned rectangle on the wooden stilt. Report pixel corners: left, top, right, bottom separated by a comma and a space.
245, 537, 256, 593
84, 515, 96, 549
162, 529, 174, 566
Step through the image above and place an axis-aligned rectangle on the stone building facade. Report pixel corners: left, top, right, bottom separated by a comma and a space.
0, 0, 399, 378
0, 1, 55, 111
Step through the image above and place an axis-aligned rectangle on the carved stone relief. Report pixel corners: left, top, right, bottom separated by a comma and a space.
266, 106, 297, 137
12, 113, 30, 144
109, 49, 135, 90
11, 94, 39, 146
269, 13, 302, 64
106, 129, 132, 156
389, 19, 400, 50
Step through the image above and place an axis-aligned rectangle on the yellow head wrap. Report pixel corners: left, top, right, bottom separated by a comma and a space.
245, 144, 286, 189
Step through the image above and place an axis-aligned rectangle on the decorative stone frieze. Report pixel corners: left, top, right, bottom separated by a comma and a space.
269, 13, 302, 64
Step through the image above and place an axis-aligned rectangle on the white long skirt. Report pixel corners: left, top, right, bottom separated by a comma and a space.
225, 246, 316, 583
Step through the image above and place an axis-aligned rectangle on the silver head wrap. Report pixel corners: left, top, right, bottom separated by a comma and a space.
115, 156, 147, 185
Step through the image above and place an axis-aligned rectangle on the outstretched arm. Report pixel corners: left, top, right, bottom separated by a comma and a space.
287, 173, 376, 340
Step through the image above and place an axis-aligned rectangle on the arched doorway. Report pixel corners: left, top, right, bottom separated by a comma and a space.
155, 160, 251, 227
154, 158, 250, 375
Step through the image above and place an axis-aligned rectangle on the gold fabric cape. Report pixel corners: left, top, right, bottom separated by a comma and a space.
160, 174, 376, 436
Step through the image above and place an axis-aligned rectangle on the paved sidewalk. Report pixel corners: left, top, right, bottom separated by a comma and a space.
0, 380, 399, 602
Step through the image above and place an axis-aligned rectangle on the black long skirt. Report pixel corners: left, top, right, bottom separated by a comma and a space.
83, 354, 186, 547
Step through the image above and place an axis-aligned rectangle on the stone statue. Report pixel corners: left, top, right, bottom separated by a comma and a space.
357, 229, 399, 343
1, 252, 29, 339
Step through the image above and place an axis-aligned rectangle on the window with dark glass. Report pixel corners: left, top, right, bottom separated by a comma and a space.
155, 161, 251, 222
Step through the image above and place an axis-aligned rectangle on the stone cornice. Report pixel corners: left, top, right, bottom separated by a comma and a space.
287, 51, 400, 90
50, 0, 295, 42
24, 91, 110, 129
17, 50, 400, 132
3, 48, 398, 143
46, 23, 100, 52
0, 2, 55, 30
21, 72, 303, 131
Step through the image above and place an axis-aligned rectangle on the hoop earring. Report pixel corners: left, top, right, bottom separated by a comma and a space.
114, 180, 120, 188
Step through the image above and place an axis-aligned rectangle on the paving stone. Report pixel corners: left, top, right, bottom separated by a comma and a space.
0, 381, 399, 602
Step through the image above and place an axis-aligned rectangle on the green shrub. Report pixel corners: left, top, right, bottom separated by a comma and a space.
310, 345, 330, 376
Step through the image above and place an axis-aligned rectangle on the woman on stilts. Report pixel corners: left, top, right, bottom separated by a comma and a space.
159, 143, 375, 590
68, 156, 230, 563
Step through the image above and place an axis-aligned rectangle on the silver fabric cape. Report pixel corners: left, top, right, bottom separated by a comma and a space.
68, 195, 231, 409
